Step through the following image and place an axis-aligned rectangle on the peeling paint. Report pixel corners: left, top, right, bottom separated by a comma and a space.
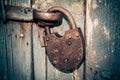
92, 0, 99, 9
86, 0, 120, 80
93, 19, 99, 28
86, 0, 93, 46
103, 26, 110, 40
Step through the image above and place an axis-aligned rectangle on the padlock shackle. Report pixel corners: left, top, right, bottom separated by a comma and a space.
47, 6, 77, 29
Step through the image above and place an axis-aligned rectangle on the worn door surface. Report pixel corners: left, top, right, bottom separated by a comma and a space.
0, 0, 120, 80
0, 0, 85, 80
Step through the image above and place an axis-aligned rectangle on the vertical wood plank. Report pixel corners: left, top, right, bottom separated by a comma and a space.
0, 21, 3, 80
32, 24, 46, 80
11, 22, 32, 80
0, 20, 8, 80
4, 0, 33, 80
6, 21, 14, 80
86, 0, 120, 80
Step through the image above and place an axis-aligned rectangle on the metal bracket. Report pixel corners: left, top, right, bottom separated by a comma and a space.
0, 5, 33, 21
0, 5, 62, 23
0, 5, 62, 47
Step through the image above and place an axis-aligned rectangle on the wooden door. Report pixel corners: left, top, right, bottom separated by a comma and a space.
0, 0, 85, 80
0, 0, 120, 80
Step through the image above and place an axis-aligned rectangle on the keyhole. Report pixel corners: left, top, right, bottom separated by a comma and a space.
65, 58, 69, 63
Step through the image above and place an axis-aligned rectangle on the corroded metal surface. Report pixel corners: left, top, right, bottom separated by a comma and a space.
44, 28, 83, 71
48, 6, 77, 29
44, 6, 84, 71
0, 5, 33, 21
34, 10, 62, 26
0, 5, 62, 23
34, 10, 62, 22
0, 0, 85, 80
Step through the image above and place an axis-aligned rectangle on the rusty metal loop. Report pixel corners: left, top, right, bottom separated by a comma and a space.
37, 20, 61, 26
47, 6, 77, 29
33, 10, 62, 22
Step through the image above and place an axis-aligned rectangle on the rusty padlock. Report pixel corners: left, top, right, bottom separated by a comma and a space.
44, 6, 84, 71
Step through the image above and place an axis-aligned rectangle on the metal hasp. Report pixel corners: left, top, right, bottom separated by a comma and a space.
44, 6, 84, 72
0, 5, 62, 23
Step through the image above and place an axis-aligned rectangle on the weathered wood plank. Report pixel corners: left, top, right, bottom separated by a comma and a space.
4, 0, 33, 80
11, 22, 32, 80
32, 24, 46, 80
86, 0, 120, 80
5, 21, 15, 80
1, 0, 85, 80
0, 20, 8, 80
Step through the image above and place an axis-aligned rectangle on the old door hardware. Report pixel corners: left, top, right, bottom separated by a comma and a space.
34, 10, 62, 27
44, 6, 84, 72
0, 4, 84, 72
0, 5, 62, 23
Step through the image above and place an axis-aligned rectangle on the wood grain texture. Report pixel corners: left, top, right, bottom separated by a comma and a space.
2, 0, 33, 80
86, 0, 120, 80
11, 22, 32, 80
1, 0, 85, 80
32, 24, 46, 80
5, 21, 14, 80
0, 20, 8, 80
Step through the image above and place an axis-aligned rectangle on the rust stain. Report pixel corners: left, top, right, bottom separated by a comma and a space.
19, 22, 31, 33
45, 28, 83, 71
37, 24, 45, 47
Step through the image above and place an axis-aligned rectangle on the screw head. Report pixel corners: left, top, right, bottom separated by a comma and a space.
46, 37, 49, 41
68, 41, 72, 46
65, 58, 69, 62
77, 57, 81, 61
20, 33, 24, 38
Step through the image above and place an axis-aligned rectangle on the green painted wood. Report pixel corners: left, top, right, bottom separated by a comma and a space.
86, 0, 120, 80
0, 20, 8, 80
5, 21, 15, 80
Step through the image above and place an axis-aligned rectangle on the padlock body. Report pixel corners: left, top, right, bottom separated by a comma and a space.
44, 28, 83, 71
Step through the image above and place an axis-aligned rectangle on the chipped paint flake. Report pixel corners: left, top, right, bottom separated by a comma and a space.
86, 0, 93, 46
103, 26, 110, 40
93, 19, 99, 28
92, 0, 99, 9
